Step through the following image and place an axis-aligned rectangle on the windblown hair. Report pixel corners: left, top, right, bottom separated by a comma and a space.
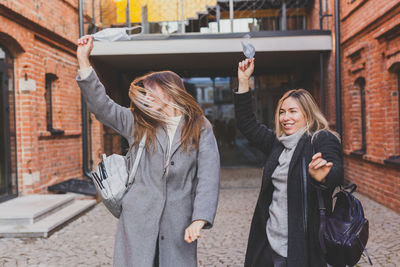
129, 70, 204, 152
274, 89, 340, 141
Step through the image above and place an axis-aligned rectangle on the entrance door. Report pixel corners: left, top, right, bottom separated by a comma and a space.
0, 46, 17, 202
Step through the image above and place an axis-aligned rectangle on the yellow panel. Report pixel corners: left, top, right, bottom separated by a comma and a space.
113, 0, 217, 24
100, 0, 118, 26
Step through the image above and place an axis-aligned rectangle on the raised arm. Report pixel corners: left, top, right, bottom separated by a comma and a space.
234, 58, 276, 155
76, 35, 133, 141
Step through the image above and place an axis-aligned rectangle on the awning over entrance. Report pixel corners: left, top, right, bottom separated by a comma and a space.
90, 30, 332, 77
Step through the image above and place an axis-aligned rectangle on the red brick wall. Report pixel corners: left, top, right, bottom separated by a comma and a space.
344, 155, 400, 212
307, 0, 321, 30
340, 0, 400, 212
0, 1, 104, 195
341, 0, 399, 44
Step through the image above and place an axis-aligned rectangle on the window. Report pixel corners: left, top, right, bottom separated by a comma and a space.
0, 45, 18, 201
351, 78, 366, 155
384, 69, 400, 165
396, 71, 400, 156
45, 73, 64, 134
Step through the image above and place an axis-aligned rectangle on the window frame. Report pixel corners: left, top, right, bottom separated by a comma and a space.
384, 70, 400, 165
0, 45, 18, 202
45, 73, 64, 135
350, 77, 367, 156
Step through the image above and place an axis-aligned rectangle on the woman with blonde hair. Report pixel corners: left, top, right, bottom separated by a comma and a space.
76, 35, 220, 267
234, 58, 343, 267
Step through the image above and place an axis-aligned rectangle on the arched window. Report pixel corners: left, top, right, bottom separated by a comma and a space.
352, 77, 366, 155
45, 73, 63, 134
397, 70, 400, 154
0, 45, 18, 202
384, 67, 400, 165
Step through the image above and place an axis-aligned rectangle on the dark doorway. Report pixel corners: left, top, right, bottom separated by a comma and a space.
184, 71, 312, 167
0, 45, 18, 202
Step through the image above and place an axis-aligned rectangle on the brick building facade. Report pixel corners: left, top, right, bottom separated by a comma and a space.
0, 0, 103, 200
340, 0, 400, 212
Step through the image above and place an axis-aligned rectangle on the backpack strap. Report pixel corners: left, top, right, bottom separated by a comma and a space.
301, 157, 309, 236
309, 142, 328, 254
126, 134, 146, 187
357, 236, 373, 265
316, 189, 327, 254
302, 153, 327, 254
343, 183, 357, 193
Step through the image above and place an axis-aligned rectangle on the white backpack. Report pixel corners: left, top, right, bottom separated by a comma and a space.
90, 135, 146, 218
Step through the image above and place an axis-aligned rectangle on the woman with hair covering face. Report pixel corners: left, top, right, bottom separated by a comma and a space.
76, 35, 220, 267
234, 59, 343, 267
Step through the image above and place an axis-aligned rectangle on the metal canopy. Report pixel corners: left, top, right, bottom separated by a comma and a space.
90, 31, 331, 77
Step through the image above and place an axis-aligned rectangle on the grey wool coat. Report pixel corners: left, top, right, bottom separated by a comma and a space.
76, 70, 220, 267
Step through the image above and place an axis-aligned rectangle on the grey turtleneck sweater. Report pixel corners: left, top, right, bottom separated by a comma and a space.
266, 128, 306, 258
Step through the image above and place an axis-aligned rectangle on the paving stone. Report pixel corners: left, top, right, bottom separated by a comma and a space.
0, 168, 399, 266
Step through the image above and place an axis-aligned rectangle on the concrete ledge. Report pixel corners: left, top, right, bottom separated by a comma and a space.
0, 194, 75, 225
0, 199, 96, 238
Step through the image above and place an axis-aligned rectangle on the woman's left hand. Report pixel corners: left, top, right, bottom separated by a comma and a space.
308, 152, 333, 183
184, 220, 206, 244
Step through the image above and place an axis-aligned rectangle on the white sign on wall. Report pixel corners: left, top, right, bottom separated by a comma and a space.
19, 78, 36, 92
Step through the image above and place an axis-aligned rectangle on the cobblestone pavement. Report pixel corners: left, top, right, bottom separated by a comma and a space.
1, 168, 399, 267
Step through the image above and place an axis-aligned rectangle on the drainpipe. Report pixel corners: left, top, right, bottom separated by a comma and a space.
79, 0, 92, 178
320, 53, 325, 114
334, 0, 342, 137
319, 0, 325, 114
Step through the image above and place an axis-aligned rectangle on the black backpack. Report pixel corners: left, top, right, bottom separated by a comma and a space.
316, 184, 373, 266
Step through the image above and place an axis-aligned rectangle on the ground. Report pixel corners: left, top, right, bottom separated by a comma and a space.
0, 168, 399, 267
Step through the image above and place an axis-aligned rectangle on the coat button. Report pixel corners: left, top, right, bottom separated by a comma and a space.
170, 161, 174, 165
161, 236, 164, 240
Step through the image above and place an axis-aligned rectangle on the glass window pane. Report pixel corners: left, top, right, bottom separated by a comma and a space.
8, 67, 17, 195
0, 48, 5, 62
0, 46, 17, 199
0, 71, 6, 195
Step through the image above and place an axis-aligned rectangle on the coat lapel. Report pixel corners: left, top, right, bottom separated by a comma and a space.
288, 134, 309, 178
155, 126, 168, 154
154, 116, 184, 156
261, 142, 284, 191
170, 117, 184, 157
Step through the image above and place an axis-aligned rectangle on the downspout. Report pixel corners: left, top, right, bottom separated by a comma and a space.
319, 0, 325, 114
319, 53, 325, 114
319, 0, 333, 114
334, 0, 342, 136
79, 0, 92, 178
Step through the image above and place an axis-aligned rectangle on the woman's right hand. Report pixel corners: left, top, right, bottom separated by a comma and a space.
77, 35, 94, 69
237, 58, 255, 93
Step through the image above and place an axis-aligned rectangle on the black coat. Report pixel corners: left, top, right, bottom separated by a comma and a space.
234, 92, 343, 267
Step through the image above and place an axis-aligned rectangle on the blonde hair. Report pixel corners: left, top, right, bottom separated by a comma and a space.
129, 70, 204, 152
274, 89, 340, 141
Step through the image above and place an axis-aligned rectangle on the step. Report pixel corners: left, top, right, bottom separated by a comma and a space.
0, 199, 96, 238
0, 194, 75, 225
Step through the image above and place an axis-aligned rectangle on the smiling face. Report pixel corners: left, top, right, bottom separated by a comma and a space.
279, 96, 307, 136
